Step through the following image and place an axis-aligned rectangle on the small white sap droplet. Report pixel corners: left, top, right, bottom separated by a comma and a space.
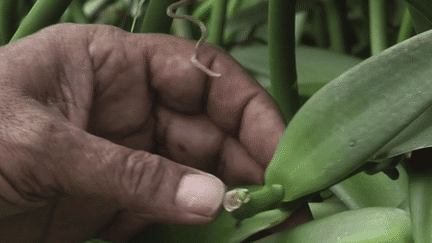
223, 188, 251, 212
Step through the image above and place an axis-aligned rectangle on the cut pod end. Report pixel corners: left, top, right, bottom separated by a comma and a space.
223, 188, 251, 212
223, 184, 285, 220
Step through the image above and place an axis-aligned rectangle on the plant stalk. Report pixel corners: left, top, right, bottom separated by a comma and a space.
69, 0, 88, 24
172, 5, 194, 39
324, 0, 345, 53
397, 6, 413, 43
369, 0, 387, 55
268, 0, 299, 123
10, 0, 74, 43
207, 0, 228, 46
227, 0, 243, 17
0, 0, 17, 45
140, 0, 179, 33
192, 0, 215, 21
83, 0, 111, 22
94, 1, 127, 26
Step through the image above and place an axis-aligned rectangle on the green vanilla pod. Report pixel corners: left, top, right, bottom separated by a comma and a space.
255, 207, 413, 243
265, 29, 432, 202
222, 184, 284, 220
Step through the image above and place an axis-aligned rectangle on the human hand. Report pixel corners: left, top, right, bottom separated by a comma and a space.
0, 24, 300, 242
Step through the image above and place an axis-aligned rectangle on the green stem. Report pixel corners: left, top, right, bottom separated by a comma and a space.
403, 151, 432, 242
324, 0, 345, 53
311, 5, 327, 48
268, 0, 299, 123
409, 173, 432, 243
172, 5, 193, 39
0, 0, 17, 45
131, 1, 148, 33
10, 0, 73, 43
131, 0, 146, 33
94, 1, 127, 25
227, 0, 242, 17
83, 0, 111, 22
222, 0, 243, 45
369, 0, 387, 55
207, 0, 228, 46
223, 184, 285, 220
140, 0, 179, 34
69, 0, 88, 24
397, 6, 413, 43
192, 0, 215, 20
60, 7, 73, 23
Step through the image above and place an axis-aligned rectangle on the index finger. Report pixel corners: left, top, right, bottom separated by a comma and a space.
86, 24, 286, 169
145, 33, 286, 167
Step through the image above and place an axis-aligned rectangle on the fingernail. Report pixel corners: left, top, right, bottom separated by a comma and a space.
175, 174, 225, 217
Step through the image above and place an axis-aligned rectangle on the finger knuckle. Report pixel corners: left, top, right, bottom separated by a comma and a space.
117, 150, 165, 204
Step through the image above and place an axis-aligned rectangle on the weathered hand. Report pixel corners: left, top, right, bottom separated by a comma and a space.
0, 24, 288, 242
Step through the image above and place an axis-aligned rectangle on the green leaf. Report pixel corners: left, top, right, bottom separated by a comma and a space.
229, 44, 269, 76
227, 10, 307, 45
308, 197, 348, 220
371, 104, 432, 160
229, 206, 296, 243
253, 207, 413, 243
265, 29, 432, 202
405, 0, 432, 32
224, 1, 268, 43
10, 0, 74, 42
329, 164, 409, 209
229, 45, 362, 97
295, 46, 363, 96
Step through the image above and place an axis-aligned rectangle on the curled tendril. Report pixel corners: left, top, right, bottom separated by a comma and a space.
167, 0, 222, 77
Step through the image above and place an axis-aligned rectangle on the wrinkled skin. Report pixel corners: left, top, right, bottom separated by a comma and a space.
0, 24, 311, 242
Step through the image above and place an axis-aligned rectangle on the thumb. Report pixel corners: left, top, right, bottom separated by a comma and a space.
51, 125, 226, 225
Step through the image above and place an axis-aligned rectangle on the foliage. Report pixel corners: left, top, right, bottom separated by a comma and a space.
3, 0, 432, 242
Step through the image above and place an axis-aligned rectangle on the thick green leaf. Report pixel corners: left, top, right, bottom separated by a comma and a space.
308, 197, 348, 220
295, 46, 363, 96
229, 45, 362, 97
371, 104, 432, 160
224, 1, 268, 43
225, 0, 267, 33
405, 0, 432, 32
329, 164, 408, 209
319, 188, 335, 200
253, 207, 413, 243
229, 206, 296, 243
230, 44, 269, 76
265, 29, 432, 202
407, 4, 432, 33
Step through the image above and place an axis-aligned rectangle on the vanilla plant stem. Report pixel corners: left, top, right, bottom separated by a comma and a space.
10, 0, 73, 43
268, 0, 299, 123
